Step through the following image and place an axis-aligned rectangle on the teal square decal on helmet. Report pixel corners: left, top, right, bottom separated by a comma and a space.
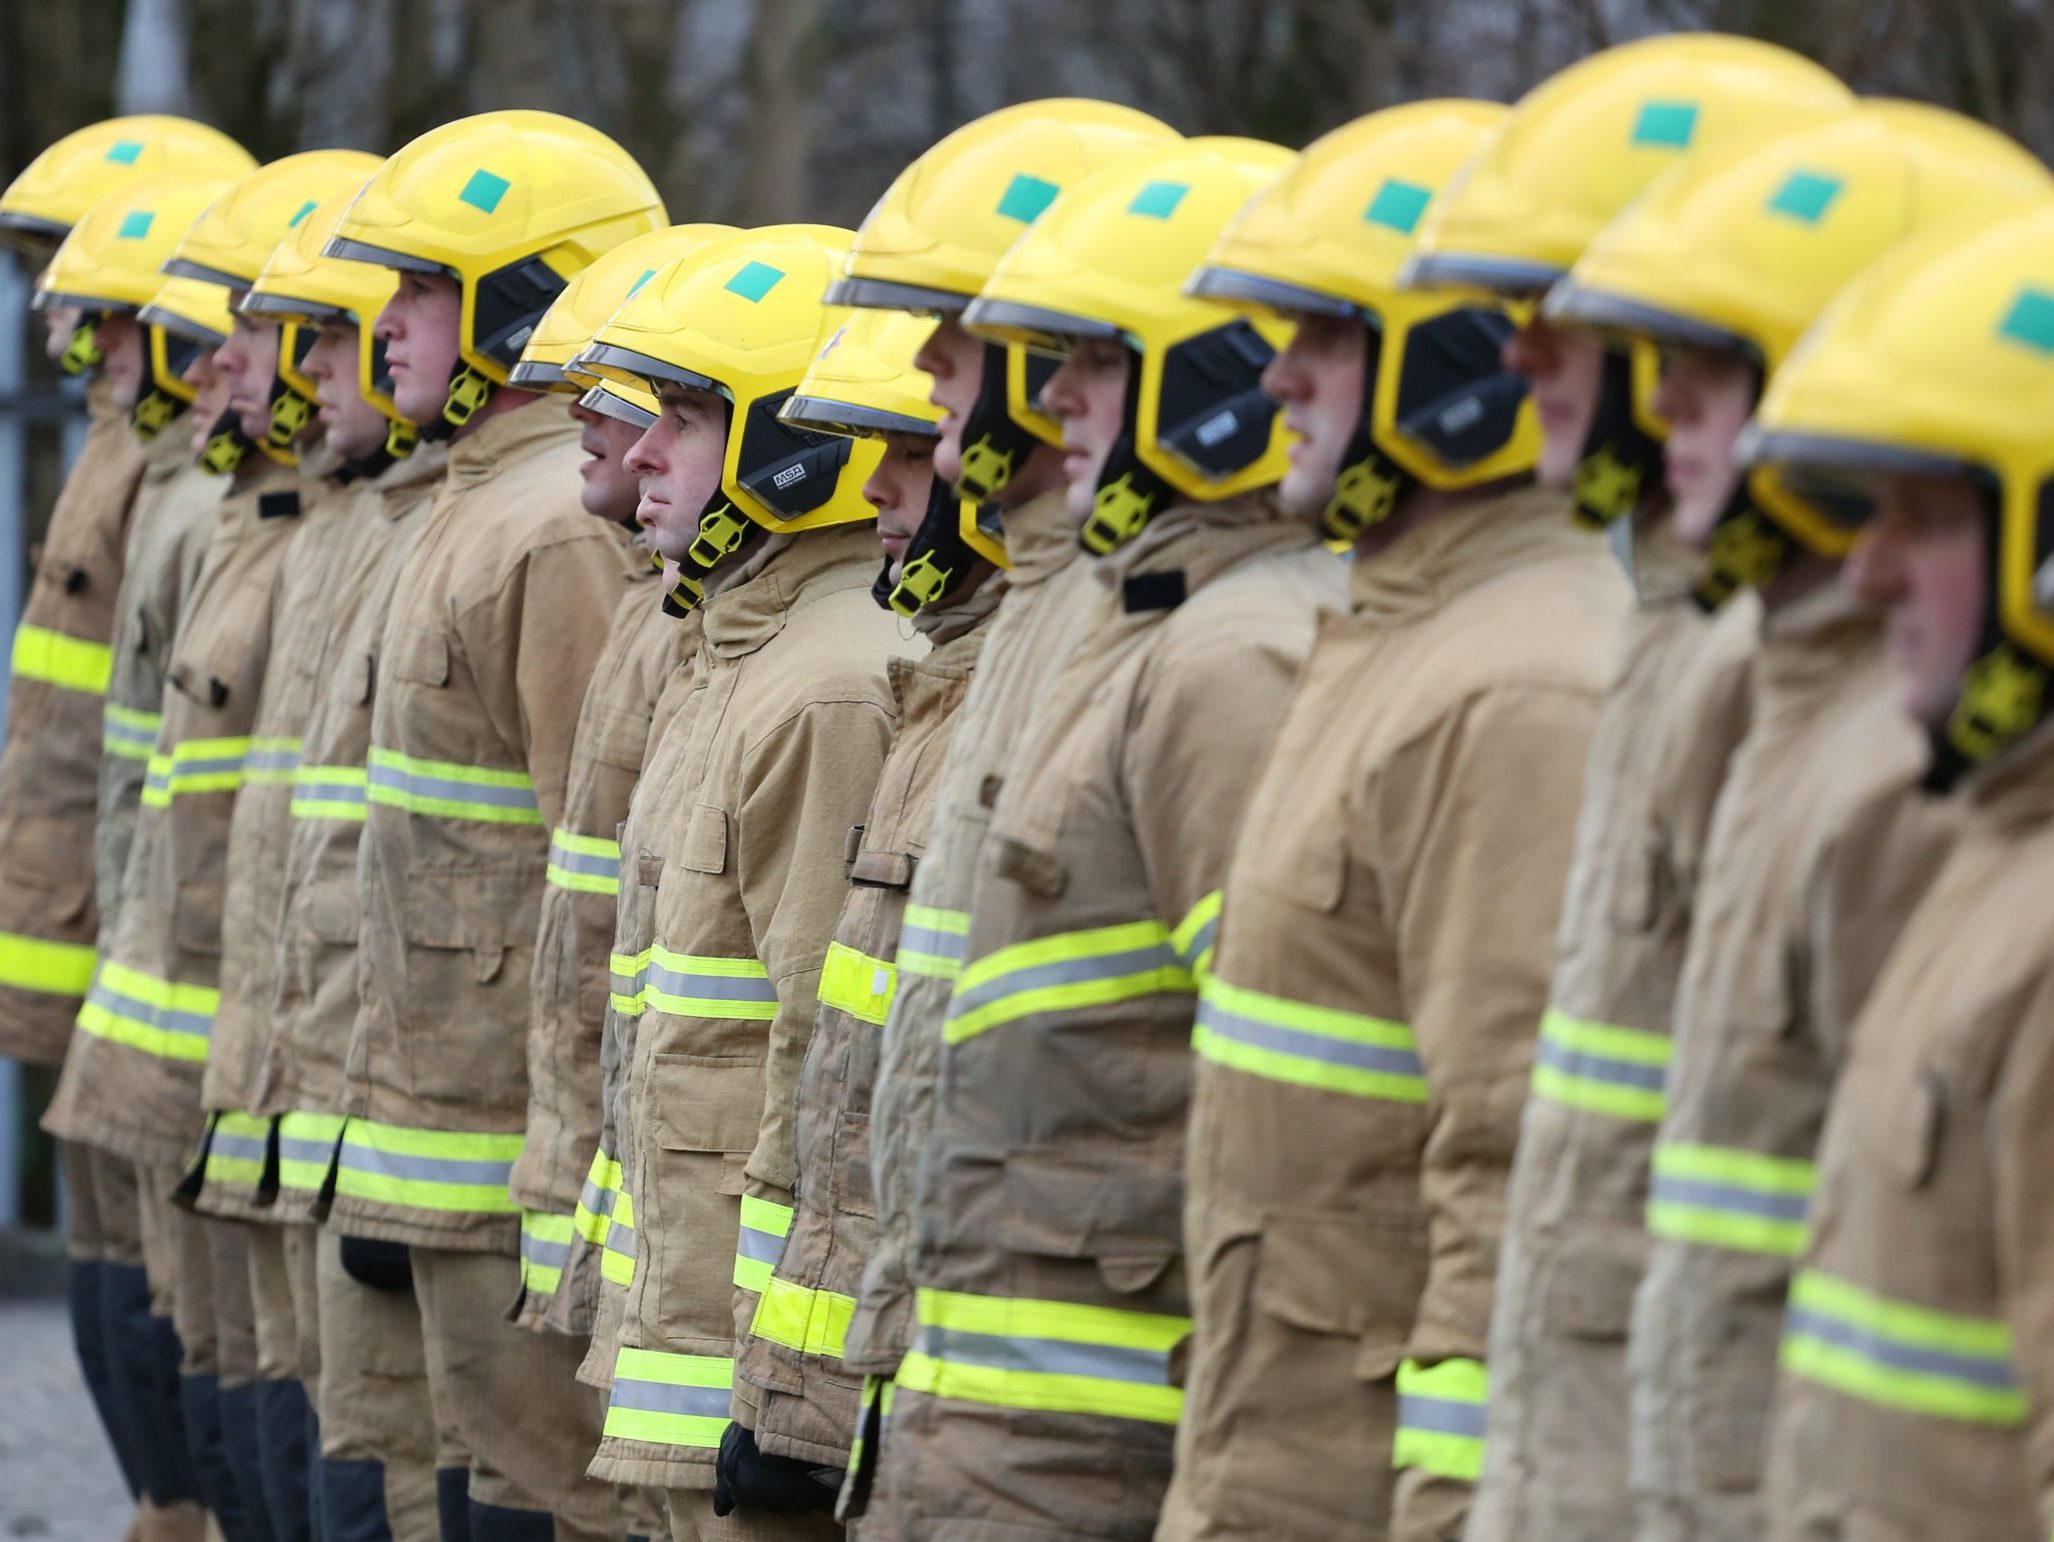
459, 169, 511, 214
1766, 170, 1843, 224
1997, 287, 2054, 355
287, 198, 319, 229
1128, 180, 1190, 220
1364, 179, 1432, 235
996, 172, 1060, 224
117, 210, 155, 241
625, 268, 657, 299
724, 260, 786, 303
104, 140, 144, 165
1631, 101, 1699, 148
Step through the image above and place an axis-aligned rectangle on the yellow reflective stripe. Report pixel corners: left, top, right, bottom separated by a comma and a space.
899, 1286, 1188, 1425
603, 1347, 732, 1449
520, 1210, 575, 1297
75, 959, 218, 1062
366, 747, 541, 826
0, 929, 97, 997
13, 623, 112, 695
1192, 973, 1425, 1102
749, 1274, 858, 1360
945, 919, 1192, 1045
610, 945, 779, 1021
574, 1146, 621, 1245
896, 904, 968, 982
333, 1119, 523, 1214
1170, 889, 1222, 975
1647, 1141, 1813, 1257
1393, 1357, 1488, 1481
1780, 1269, 2025, 1427
277, 1110, 345, 1193
102, 702, 160, 760
547, 826, 622, 896
602, 1188, 636, 1286
734, 1194, 793, 1296
290, 764, 369, 822
201, 1111, 273, 1192
818, 940, 897, 1026
1530, 1007, 1670, 1123
140, 736, 253, 807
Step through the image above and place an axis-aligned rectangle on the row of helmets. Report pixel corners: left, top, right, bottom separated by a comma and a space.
3, 36, 2051, 772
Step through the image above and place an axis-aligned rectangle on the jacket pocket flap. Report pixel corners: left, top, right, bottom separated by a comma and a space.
649, 1053, 765, 1154
680, 804, 727, 875
849, 849, 915, 890
395, 627, 450, 687
1255, 1208, 1424, 1366
989, 836, 1067, 898
994, 1147, 1182, 1266
399, 869, 539, 952
299, 876, 362, 946
1542, 1230, 1641, 1342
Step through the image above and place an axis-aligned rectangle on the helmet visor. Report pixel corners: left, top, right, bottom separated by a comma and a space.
576, 340, 718, 395
1400, 250, 1563, 299
779, 393, 939, 441
1185, 266, 1358, 320
960, 296, 1119, 356
824, 274, 973, 316
578, 384, 657, 432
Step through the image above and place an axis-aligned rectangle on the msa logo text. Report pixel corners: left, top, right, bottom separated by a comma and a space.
773, 464, 808, 491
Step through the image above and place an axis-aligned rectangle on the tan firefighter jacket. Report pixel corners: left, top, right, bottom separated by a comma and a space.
1761, 727, 2054, 1542
250, 444, 446, 1225
0, 379, 144, 1063
334, 403, 637, 1253
512, 566, 681, 1323
871, 501, 1343, 1540
734, 585, 998, 1468
1158, 485, 1626, 1542
553, 615, 704, 1346
95, 449, 222, 939
1468, 517, 1759, 1542
588, 521, 918, 1493
43, 458, 309, 1170
1627, 583, 1956, 1538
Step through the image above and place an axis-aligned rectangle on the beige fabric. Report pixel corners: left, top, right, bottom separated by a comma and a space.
136, 1161, 183, 1322
1627, 584, 1957, 1541
61, 1137, 146, 1265
95, 449, 222, 944
45, 459, 313, 1170
736, 610, 993, 1467
0, 379, 145, 1063
205, 1216, 259, 1389
663, 1493, 838, 1541
336, 403, 639, 1253
1159, 486, 1627, 1542
842, 489, 1098, 1386
283, 1222, 320, 1388
314, 1228, 444, 1538
514, 572, 681, 1328
590, 523, 920, 1492
1468, 517, 1759, 1542
252, 446, 446, 1222
248, 1223, 300, 1385
870, 502, 1343, 1540
1761, 735, 2054, 1541
411, 1245, 617, 1534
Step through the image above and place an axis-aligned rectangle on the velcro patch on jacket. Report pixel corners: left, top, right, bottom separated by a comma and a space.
1123, 570, 1187, 613
258, 491, 302, 520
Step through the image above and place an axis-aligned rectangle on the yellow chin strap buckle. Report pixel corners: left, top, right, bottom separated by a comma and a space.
201, 427, 249, 475
957, 434, 1018, 503
1082, 473, 1157, 555
385, 419, 419, 460
888, 552, 952, 618
268, 387, 315, 449
62, 322, 104, 377
132, 390, 182, 441
686, 504, 751, 571
1948, 644, 2046, 767
442, 365, 493, 430
1573, 444, 1648, 530
1324, 457, 1405, 544
662, 570, 706, 616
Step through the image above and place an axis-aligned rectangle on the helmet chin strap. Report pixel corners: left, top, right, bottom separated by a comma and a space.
131, 389, 188, 441
266, 374, 318, 452
61, 319, 104, 377
878, 476, 984, 617
418, 359, 496, 441
1690, 489, 1798, 612
1571, 348, 1666, 530
953, 342, 1044, 502
1322, 334, 1413, 544
200, 411, 254, 475
1927, 497, 2047, 794
1080, 364, 1175, 555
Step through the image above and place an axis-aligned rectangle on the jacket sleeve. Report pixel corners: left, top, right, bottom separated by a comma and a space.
469, 530, 632, 836
1374, 683, 1599, 1542
1992, 964, 2054, 1536
729, 694, 897, 1423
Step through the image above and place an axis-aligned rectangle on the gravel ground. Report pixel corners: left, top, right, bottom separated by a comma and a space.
0, 1297, 134, 1541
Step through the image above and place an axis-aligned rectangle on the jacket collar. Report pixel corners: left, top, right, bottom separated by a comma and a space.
1349, 482, 1586, 623
1752, 575, 1881, 703
1623, 506, 1704, 605
370, 441, 449, 515
702, 521, 879, 659
1964, 715, 2054, 828
1093, 492, 1316, 603
443, 399, 577, 489
998, 487, 1081, 589
137, 412, 197, 483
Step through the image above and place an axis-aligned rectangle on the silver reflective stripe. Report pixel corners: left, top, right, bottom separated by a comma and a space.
898, 918, 966, 962
737, 1220, 783, 1267
208, 1130, 268, 1165
547, 836, 620, 879
277, 1134, 337, 1168
950, 942, 1181, 1018
607, 1377, 731, 1420
607, 1214, 635, 1251
84, 977, 212, 1041
1175, 914, 1220, 968
1534, 1036, 1666, 1091
366, 762, 539, 812
1398, 1393, 1488, 1438
104, 718, 156, 750
1649, 1175, 1810, 1225
178, 751, 248, 779
579, 1174, 616, 1219
245, 745, 302, 775
916, 1323, 1172, 1387
341, 1145, 515, 1188
645, 960, 779, 1006
522, 1232, 572, 1270
1193, 996, 1424, 1078
1783, 1307, 2022, 1389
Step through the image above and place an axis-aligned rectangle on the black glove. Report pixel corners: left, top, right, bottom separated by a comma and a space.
338, 1236, 414, 1293
711, 1421, 841, 1517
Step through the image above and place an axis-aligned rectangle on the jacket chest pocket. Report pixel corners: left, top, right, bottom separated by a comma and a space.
1254, 1206, 1427, 1381
1606, 827, 1671, 934
591, 703, 652, 773
680, 804, 728, 875
393, 627, 451, 689
396, 869, 539, 1110
1241, 825, 1347, 916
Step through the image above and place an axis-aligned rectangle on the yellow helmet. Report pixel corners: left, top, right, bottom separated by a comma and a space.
1189, 100, 1539, 541
579, 225, 882, 608
1404, 35, 1852, 298
327, 110, 665, 434
1551, 101, 2050, 607
0, 116, 252, 253
1744, 203, 2054, 782
965, 137, 1296, 553
135, 275, 251, 475
510, 222, 736, 392
34, 172, 237, 385
828, 99, 1180, 500
780, 307, 1002, 616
